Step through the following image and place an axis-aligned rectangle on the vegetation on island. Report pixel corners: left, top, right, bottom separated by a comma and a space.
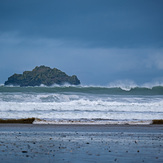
4, 66, 80, 86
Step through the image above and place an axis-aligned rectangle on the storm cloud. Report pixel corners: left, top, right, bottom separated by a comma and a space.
0, 0, 163, 85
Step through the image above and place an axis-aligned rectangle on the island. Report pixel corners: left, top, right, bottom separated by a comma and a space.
4, 66, 80, 86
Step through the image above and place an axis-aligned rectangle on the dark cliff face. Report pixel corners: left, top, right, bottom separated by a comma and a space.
4, 66, 80, 86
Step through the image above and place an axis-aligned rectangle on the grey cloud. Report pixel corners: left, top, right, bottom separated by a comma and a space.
0, 0, 163, 48
0, 0, 163, 85
0, 34, 162, 84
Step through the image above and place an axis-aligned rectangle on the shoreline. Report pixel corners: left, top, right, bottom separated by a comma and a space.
0, 123, 163, 134
0, 118, 163, 125
1, 123, 163, 126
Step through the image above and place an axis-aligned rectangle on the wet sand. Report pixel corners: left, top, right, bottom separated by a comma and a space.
0, 124, 163, 163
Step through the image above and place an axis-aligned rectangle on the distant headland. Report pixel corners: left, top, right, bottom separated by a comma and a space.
4, 66, 80, 86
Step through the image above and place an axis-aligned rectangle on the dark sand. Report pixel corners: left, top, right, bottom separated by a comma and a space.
0, 124, 163, 163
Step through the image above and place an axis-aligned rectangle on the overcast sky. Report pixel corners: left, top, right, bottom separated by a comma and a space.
0, 0, 163, 85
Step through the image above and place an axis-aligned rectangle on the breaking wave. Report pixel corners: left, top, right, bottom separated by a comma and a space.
0, 84, 163, 95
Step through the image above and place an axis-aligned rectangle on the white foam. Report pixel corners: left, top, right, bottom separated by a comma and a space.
0, 96, 163, 121
33, 119, 152, 125
0, 91, 163, 122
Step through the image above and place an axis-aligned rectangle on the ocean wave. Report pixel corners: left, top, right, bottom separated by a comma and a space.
0, 84, 163, 95
1, 80, 163, 89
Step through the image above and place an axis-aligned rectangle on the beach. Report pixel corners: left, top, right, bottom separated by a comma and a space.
0, 124, 163, 163
0, 86, 163, 162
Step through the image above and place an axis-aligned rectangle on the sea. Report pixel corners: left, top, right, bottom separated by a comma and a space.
0, 84, 163, 125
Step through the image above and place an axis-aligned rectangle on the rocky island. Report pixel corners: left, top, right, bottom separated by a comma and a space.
4, 66, 80, 86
